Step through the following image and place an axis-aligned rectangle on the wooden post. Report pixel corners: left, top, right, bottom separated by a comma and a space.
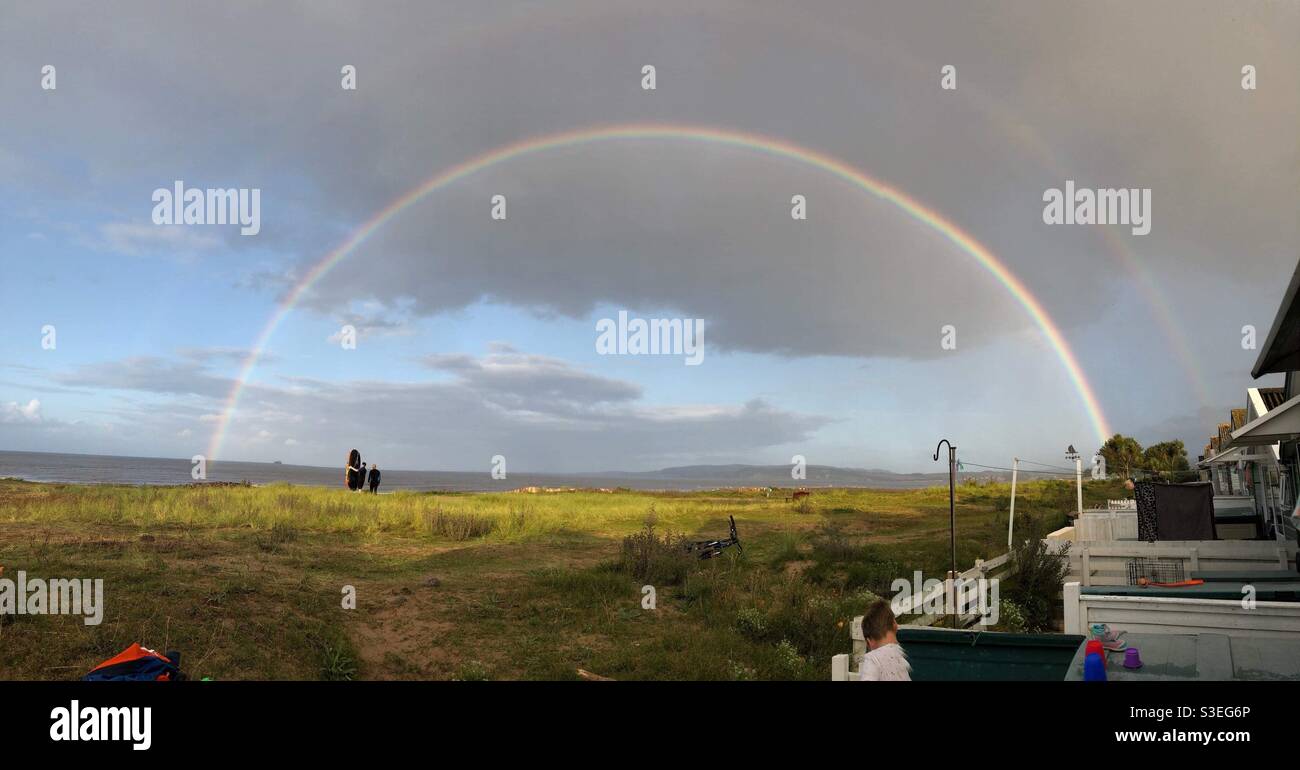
1008, 458, 1019, 549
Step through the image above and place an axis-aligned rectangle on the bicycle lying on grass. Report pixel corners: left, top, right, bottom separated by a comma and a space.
685, 515, 742, 559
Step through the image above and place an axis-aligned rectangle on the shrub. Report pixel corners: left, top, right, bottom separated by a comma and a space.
735, 606, 768, 639
617, 514, 694, 586
727, 660, 757, 681
996, 599, 1027, 632
1004, 516, 1070, 632
771, 639, 807, 679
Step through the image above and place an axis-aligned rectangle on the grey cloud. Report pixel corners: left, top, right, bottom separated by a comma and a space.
55, 356, 232, 399
4, 1, 1293, 364
22, 347, 828, 470
422, 350, 642, 405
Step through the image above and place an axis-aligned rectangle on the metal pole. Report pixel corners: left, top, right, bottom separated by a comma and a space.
949, 445, 958, 629
1008, 457, 1019, 549
934, 439, 957, 629
1075, 455, 1083, 515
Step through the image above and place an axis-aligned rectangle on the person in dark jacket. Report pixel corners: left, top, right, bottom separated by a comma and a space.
357, 462, 367, 491
368, 464, 381, 494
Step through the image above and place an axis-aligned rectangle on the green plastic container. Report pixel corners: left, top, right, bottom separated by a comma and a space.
896, 628, 1085, 681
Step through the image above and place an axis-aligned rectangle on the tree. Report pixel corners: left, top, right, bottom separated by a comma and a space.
1142, 440, 1190, 473
1099, 434, 1143, 478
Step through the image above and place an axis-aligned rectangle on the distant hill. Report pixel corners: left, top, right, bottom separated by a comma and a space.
592, 463, 1009, 488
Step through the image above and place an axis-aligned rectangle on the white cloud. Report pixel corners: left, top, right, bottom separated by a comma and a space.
1, 399, 41, 423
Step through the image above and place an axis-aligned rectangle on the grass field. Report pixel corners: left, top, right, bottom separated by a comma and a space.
0, 476, 1124, 680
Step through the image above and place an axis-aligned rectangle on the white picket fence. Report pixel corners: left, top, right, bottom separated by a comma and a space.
891, 552, 1012, 627
1064, 581, 1300, 639
1075, 510, 1138, 541
1058, 538, 1296, 587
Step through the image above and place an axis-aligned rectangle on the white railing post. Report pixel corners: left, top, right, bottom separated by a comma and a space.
831, 654, 850, 682
1064, 581, 1082, 634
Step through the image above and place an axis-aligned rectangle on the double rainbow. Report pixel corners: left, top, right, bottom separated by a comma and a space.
207, 123, 1112, 460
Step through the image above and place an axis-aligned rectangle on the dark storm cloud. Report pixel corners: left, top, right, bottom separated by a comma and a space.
5, 1, 1293, 362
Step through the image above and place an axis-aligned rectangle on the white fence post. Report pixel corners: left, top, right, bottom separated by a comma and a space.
831, 654, 850, 682
1064, 581, 1082, 634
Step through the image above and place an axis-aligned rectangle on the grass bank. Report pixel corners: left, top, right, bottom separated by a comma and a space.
0, 477, 1124, 680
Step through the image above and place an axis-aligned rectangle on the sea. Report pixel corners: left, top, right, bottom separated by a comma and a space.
0, 450, 948, 492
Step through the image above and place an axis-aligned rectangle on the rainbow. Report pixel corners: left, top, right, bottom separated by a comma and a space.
207, 123, 1112, 460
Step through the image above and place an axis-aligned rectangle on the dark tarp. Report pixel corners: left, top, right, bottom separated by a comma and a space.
1152, 481, 1217, 540
1136, 480, 1158, 541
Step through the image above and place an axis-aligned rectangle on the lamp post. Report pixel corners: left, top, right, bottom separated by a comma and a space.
934, 439, 957, 629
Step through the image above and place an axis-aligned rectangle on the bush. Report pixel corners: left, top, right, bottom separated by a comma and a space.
771, 639, 807, 679
996, 599, 1027, 632
1004, 516, 1070, 632
618, 513, 694, 586
735, 606, 768, 640
727, 660, 757, 681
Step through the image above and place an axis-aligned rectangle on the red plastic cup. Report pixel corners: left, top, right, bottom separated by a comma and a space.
1085, 639, 1106, 666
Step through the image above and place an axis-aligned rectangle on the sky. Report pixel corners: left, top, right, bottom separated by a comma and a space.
1, 0, 1297, 473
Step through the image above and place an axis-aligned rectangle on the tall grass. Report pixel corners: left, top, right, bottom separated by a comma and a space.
0, 477, 1126, 545
0, 477, 1122, 680
0, 482, 676, 541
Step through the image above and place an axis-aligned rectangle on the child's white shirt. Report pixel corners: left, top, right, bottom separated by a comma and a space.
858, 642, 911, 681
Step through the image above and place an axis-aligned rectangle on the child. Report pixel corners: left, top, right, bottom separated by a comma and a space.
858, 599, 911, 681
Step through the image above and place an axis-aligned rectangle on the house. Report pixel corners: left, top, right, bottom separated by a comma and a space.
1054, 256, 1300, 675
1195, 390, 1288, 539
1226, 256, 1300, 541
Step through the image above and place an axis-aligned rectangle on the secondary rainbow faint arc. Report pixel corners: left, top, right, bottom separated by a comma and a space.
207, 123, 1112, 461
